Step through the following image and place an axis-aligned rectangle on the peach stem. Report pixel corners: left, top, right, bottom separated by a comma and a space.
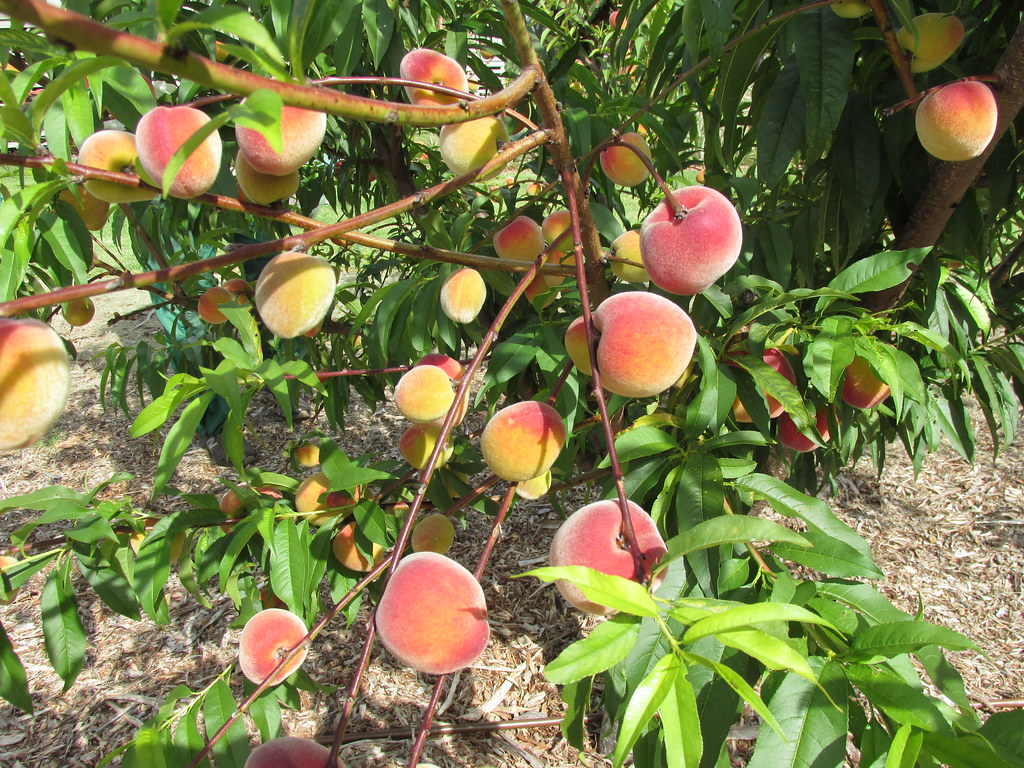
865, 0, 919, 103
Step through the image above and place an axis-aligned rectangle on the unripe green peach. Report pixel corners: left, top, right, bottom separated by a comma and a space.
136, 105, 223, 199
394, 365, 456, 423
480, 401, 565, 482
254, 251, 337, 338
77, 129, 158, 203
831, 0, 870, 18
237, 608, 308, 685
0, 318, 71, 452
400, 48, 469, 106
235, 151, 299, 205
609, 230, 649, 283
236, 102, 328, 176
897, 13, 964, 73
63, 297, 95, 327
411, 513, 456, 555
599, 132, 652, 187
915, 81, 997, 162
440, 268, 486, 324
439, 117, 508, 177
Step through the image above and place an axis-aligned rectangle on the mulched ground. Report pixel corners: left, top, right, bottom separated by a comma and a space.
0, 292, 1020, 768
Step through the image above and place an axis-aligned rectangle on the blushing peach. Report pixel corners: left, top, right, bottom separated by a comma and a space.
394, 364, 456, 423
77, 129, 158, 203
236, 102, 327, 176
608, 230, 649, 283
439, 117, 509, 177
399, 423, 453, 470
915, 81, 997, 162
639, 186, 743, 295
400, 48, 469, 106
58, 188, 110, 231
197, 285, 236, 324
0, 319, 70, 452
493, 216, 545, 262
63, 297, 95, 327
600, 132, 652, 187
480, 400, 565, 482
332, 522, 384, 572
897, 13, 964, 73
375, 552, 489, 674
565, 292, 696, 398
219, 485, 282, 520
440, 268, 486, 324
731, 347, 797, 422
515, 470, 552, 500
842, 356, 891, 409
254, 251, 337, 339
294, 442, 320, 467
541, 209, 573, 251
136, 106, 222, 199
831, 0, 870, 18
777, 408, 831, 453
237, 608, 308, 685
548, 499, 667, 615
295, 471, 357, 526
243, 737, 333, 768
235, 151, 300, 205
411, 513, 456, 555
416, 353, 463, 381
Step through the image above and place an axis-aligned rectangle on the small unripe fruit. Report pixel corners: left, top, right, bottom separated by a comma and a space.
515, 470, 552, 500
63, 297, 95, 327
411, 513, 456, 555
609, 230, 649, 283
831, 0, 870, 18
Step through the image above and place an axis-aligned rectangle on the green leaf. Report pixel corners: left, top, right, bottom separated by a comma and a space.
685, 650, 784, 739
921, 732, 1020, 768
613, 653, 680, 768
270, 520, 314, 614
611, 425, 680, 463
806, 316, 856, 401
979, 710, 1024, 764
0, 620, 32, 712
747, 659, 849, 768
663, 515, 810, 563
683, 603, 837, 644
772, 532, 882, 579
844, 662, 951, 734
545, 615, 641, 684
362, 0, 395, 68
166, 7, 286, 71
659, 659, 703, 768
885, 724, 923, 768
847, 621, 981, 663
559, 677, 592, 750
30, 56, 122, 136
826, 248, 930, 294
757, 63, 805, 186
152, 391, 215, 498
715, 628, 817, 682
518, 566, 659, 617
203, 679, 248, 768
129, 727, 168, 768
41, 563, 87, 689
794, 8, 854, 159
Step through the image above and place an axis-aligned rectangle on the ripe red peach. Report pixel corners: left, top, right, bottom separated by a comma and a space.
639, 186, 743, 295
831, 0, 870, 18
0, 555, 19, 605
541, 209, 573, 251
416, 353, 463, 381
777, 408, 831, 453
237, 608, 308, 685
77, 129, 158, 203
480, 400, 565, 482
375, 552, 489, 674
548, 500, 667, 615
332, 522, 384, 572
609, 230, 649, 283
897, 13, 964, 73
439, 117, 508, 177
136, 105, 223, 199
58, 188, 110, 231
236, 102, 328, 176
254, 251, 337, 339
0, 318, 71, 452
400, 48, 469, 106
494, 216, 545, 262
731, 348, 797, 422
243, 737, 333, 768
600, 132, 652, 187
915, 81, 997, 162
63, 297, 95, 327
411, 513, 456, 555
399, 423, 453, 470
564, 292, 696, 399
440, 268, 486, 324
394, 364, 456, 423
842, 356, 891, 409
235, 151, 300, 205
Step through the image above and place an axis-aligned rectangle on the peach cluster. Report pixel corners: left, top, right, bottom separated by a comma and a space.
235, 99, 326, 203
0, 318, 71, 452
492, 215, 571, 305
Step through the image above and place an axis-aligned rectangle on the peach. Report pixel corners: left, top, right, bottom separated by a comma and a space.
63, 297, 95, 327
525, 249, 571, 306
219, 485, 282, 518
136, 105, 223, 199
332, 522, 384, 572
129, 519, 185, 561
295, 471, 358, 526
222, 277, 251, 297
842, 356, 891, 409
394, 364, 456, 423
254, 251, 337, 339
897, 14, 964, 73
541, 209, 573, 251
440, 268, 486, 324
777, 408, 831, 453
0, 554, 19, 605
493, 216, 545, 262
427, 387, 470, 429
400, 423, 454, 470
731, 348, 797, 422
565, 292, 696, 398
831, 0, 870, 18
244, 737, 333, 768
375, 552, 489, 674
515, 470, 551, 500
58, 188, 110, 231
548, 499, 667, 615
439, 116, 508, 177
600, 132, 652, 187
294, 442, 320, 467
237, 608, 308, 685
77, 129, 158, 203
915, 81, 997, 162
416, 353, 463, 381
0, 319, 71, 452
236, 102, 327, 176
526, 182, 544, 196
235, 151, 299, 205
400, 48, 469, 106
480, 400, 565, 482
197, 285, 236, 324
640, 186, 743, 295
411, 513, 456, 555
608, 230, 649, 283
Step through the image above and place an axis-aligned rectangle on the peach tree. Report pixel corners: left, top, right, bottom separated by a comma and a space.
0, 0, 1022, 766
